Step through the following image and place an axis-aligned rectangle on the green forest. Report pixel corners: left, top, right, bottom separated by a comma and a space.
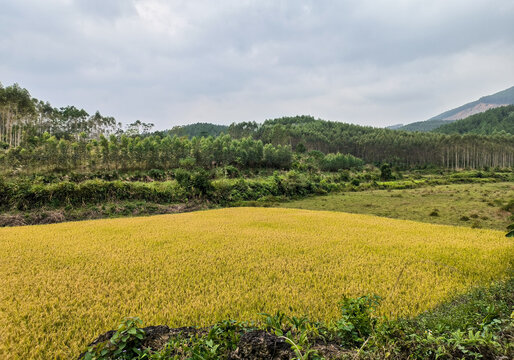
434, 105, 514, 135
1, 83, 513, 174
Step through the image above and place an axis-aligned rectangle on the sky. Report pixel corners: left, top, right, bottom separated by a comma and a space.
1, 0, 513, 129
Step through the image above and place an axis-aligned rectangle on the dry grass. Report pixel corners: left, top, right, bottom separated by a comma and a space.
0, 207, 512, 359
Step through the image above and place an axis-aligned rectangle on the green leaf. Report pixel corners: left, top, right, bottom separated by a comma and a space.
506, 230, 514, 237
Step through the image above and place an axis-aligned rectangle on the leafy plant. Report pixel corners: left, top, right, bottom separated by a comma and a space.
84, 317, 146, 360
259, 310, 287, 335
506, 223, 514, 237
335, 294, 381, 346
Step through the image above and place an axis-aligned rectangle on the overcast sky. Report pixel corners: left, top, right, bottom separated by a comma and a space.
1, 0, 513, 129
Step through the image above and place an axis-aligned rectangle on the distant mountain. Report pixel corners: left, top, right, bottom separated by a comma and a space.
433, 105, 514, 135
385, 124, 404, 130
430, 86, 514, 121
397, 86, 514, 132
396, 119, 449, 132
159, 123, 228, 138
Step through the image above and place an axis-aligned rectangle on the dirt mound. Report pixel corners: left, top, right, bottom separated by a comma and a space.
78, 325, 201, 359
79, 326, 298, 360
78, 325, 353, 359
228, 330, 294, 359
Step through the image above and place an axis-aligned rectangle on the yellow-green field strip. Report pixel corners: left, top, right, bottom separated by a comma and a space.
0, 208, 512, 359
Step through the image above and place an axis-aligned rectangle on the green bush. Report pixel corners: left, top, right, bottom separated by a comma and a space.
84, 317, 146, 360
335, 294, 381, 346
320, 153, 363, 172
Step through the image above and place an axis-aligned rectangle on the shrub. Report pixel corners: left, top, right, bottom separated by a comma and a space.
335, 294, 381, 346
429, 209, 439, 217
471, 221, 482, 229
320, 153, 363, 172
148, 169, 166, 181
351, 179, 360, 186
223, 165, 240, 179
380, 163, 393, 181
335, 170, 351, 182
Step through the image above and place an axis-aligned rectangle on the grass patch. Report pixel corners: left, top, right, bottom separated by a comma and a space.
277, 182, 514, 230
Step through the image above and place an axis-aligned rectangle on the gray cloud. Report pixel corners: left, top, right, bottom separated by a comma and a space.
1, 0, 513, 128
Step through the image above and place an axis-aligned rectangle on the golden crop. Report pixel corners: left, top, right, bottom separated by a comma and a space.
0, 208, 512, 359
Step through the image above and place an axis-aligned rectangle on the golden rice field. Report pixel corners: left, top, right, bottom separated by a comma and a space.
0, 208, 512, 359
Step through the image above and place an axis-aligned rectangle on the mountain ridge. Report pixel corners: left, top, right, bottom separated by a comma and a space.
395, 86, 514, 132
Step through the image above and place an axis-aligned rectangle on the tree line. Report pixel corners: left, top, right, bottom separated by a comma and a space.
0, 83, 121, 148
1, 133, 296, 172
1, 82, 513, 172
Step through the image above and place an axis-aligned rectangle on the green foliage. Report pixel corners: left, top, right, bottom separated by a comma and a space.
506, 224, 514, 237
246, 115, 514, 169
0, 133, 294, 173
379, 163, 393, 181
334, 295, 381, 346
83, 280, 513, 359
319, 153, 363, 172
173, 168, 212, 197
396, 119, 450, 132
369, 278, 514, 359
1, 82, 514, 173
351, 178, 360, 186
145, 320, 249, 360
159, 123, 228, 139
222, 165, 240, 178
434, 105, 514, 135
429, 209, 439, 217
84, 317, 146, 360
295, 142, 307, 153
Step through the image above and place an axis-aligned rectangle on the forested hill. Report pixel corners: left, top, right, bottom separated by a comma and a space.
158, 123, 228, 138
397, 85, 514, 132
433, 105, 514, 135
227, 115, 514, 168
1, 81, 514, 170
393, 119, 449, 132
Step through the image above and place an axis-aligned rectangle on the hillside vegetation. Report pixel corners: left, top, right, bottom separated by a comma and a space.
393, 119, 450, 132
433, 105, 514, 135
228, 116, 514, 168
1, 207, 512, 359
160, 122, 229, 138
